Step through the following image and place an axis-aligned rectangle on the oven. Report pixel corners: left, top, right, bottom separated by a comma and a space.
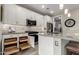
28, 32, 38, 45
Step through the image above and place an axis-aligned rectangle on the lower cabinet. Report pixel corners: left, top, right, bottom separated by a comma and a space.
39, 35, 62, 55
28, 36, 35, 48
53, 38, 62, 55
39, 35, 54, 55
2, 34, 35, 55
0, 35, 2, 55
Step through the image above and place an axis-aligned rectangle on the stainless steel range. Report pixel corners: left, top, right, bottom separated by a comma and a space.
26, 31, 38, 45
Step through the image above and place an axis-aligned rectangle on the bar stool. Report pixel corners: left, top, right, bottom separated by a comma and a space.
66, 41, 79, 55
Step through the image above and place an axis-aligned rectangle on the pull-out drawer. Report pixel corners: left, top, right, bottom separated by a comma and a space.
18, 33, 28, 37
3, 34, 18, 39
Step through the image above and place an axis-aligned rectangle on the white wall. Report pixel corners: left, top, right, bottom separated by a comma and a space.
54, 9, 79, 37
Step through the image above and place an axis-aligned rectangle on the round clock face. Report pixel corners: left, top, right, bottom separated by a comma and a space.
65, 19, 75, 27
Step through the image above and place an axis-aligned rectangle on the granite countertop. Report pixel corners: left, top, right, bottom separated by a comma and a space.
38, 33, 53, 37
38, 33, 79, 41
38, 33, 62, 37
2, 32, 28, 35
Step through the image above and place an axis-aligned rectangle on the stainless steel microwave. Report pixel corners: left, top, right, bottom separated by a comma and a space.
26, 19, 36, 26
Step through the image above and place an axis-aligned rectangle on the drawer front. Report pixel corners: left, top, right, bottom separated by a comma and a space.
3, 34, 18, 38
18, 33, 28, 37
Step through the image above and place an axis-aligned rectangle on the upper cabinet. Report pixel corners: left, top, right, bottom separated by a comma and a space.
3, 5, 30, 25
2, 5, 17, 25
44, 15, 52, 23
43, 15, 52, 28
2, 4, 44, 26
15, 5, 29, 26
34, 13, 44, 27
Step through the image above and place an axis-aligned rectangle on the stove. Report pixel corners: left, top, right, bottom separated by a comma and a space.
26, 31, 38, 45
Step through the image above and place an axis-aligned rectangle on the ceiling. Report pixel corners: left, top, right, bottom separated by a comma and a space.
18, 4, 79, 16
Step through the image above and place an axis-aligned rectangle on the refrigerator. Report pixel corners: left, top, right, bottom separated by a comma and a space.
53, 16, 62, 34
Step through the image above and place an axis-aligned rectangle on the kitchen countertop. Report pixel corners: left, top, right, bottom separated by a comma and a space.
2, 32, 79, 42
38, 33, 79, 42
62, 36, 79, 42
38, 33, 62, 37
2, 32, 28, 35
38, 33, 53, 37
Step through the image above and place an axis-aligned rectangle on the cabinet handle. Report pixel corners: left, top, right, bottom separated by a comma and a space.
55, 41, 59, 46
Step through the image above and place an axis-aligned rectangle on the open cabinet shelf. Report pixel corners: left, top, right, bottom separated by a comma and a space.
4, 46, 19, 55
4, 48, 19, 55
2, 34, 32, 55
20, 39, 28, 43
4, 41, 17, 45
4, 38, 17, 45
20, 43, 31, 50
19, 36, 31, 50
19, 36, 28, 43
4, 37, 19, 55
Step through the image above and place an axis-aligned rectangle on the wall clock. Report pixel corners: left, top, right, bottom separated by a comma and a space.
65, 18, 75, 27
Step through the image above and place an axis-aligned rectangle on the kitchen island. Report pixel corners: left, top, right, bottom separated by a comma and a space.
38, 33, 79, 55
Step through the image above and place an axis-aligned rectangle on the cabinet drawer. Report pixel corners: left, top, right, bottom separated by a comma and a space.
3, 34, 18, 38
18, 33, 28, 37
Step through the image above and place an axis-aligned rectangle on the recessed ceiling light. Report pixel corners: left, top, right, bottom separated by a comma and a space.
64, 9, 68, 14
68, 13, 71, 17
42, 5, 45, 8
59, 4, 64, 10
50, 11, 54, 14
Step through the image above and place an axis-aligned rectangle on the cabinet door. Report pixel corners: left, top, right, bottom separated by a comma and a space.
16, 6, 29, 25
28, 36, 35, 48
53, 38, 62, 55
0, 35, 2, 55
34, 13, 44, 27
26, 10, 34, 20
3, 5, 16, 25
39, 36, 54, 55
43, 16, 48, 28
38, 15, 44, 27
0, 4, 2, 21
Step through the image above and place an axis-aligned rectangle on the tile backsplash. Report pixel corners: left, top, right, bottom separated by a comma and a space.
0, 23, 46, 34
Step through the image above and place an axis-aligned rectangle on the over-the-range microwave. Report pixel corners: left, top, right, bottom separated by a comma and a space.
26, 19, 36, 26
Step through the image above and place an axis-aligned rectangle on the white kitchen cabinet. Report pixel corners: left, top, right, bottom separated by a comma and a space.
3, 4, 16, 25
15, 6, 29, 25
53, 38, 62, 55
0, 35, 2, 55
39, 35, 54, 55
43, 15, 52, 29
28, 36, 35, 48
28, 12, 44, 27
2, 4, 44, 26
37, 14, 44, 27
30, 11, 36, 20
45, 15, 52, 23
0, 4, 1, 21
39, 35, 62, 55
2, 5, 35, 25
16, 7, 37, 25
44, 15, 52, 23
